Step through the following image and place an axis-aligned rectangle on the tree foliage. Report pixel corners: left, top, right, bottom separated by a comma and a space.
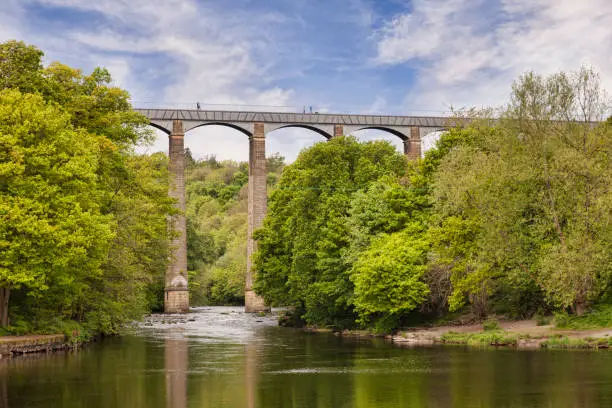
254, 137, 408, 327
0, 40, 172, 335
186, 155, 285, 305
431, 67, 612, 316
253, 67, 611, 330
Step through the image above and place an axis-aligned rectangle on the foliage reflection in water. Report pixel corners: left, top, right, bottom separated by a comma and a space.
1, 307, 612, 408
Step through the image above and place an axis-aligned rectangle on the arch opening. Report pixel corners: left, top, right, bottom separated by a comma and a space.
266, 126, 330, 163
349, 128, 405, 155
421, 130, 448, 157
274, 124, 332, 140
148, 122, 171, 135
184, 125, 250, 163
187, 122, 252, 138
352, 126, 408, 141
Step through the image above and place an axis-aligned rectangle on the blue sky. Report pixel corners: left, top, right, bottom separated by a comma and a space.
1, 0, 611, 161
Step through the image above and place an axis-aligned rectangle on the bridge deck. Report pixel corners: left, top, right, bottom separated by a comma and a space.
135, 108, 457, 128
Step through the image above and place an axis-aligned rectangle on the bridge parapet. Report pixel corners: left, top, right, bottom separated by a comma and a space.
136, 108, 456, 137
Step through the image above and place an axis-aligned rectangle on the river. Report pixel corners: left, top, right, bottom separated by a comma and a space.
1, 306, 612, 407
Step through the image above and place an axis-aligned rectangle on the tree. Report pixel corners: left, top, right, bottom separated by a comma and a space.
254, 136, 407, 327
350, 225, 430, 331
0, 40, 172, 334
0, 41, 44, 93
0, 89, 113, 327
431, 67, 612, 315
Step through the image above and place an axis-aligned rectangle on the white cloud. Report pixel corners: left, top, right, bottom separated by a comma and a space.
376, 0, 612, 111
6, 0, 303, 160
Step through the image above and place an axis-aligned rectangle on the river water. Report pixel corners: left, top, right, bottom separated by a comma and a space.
2, 306, 612, 408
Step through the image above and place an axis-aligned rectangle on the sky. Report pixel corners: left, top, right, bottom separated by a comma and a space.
1, 0, 611, 162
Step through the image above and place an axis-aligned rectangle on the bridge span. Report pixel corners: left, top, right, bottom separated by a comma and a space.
135, 108, 456, 313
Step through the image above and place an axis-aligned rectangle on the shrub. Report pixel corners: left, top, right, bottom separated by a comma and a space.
482, 317, 500, 331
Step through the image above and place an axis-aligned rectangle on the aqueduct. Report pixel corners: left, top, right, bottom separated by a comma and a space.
135, 108, 454, 313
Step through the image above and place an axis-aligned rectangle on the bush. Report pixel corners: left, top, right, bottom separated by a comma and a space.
554, 311, 571, 328
482, 317, 500, 331
534, 313, 551, 326
554, 304, 612, 329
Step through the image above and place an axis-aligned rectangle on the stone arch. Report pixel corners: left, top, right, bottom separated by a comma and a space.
148, 122, 172, 135
185, 121, 253, 137
265, 124, 333, 139
348, 126, 410, 141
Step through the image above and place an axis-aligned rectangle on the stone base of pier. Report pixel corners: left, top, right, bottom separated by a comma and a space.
244, 290, 269, 313
164, 289, 190, 314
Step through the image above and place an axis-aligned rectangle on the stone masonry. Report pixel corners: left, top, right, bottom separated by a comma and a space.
165, 120, 189, 313
245, 123, 270, 313
333, 124, 343, 137
403, 127, 422, 160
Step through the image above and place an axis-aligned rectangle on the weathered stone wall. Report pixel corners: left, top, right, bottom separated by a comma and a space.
165, 120, 189, 313
245, 123, 270, 313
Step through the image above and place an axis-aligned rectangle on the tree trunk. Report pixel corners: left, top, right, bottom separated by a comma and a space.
574, 300, 587, 317
0, 287, 10, 327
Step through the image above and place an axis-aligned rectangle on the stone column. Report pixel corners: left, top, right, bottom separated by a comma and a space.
165, 120, 189, 313
245, 123, 270, 313
333, 124, 344, 137
403, 127, 422, 160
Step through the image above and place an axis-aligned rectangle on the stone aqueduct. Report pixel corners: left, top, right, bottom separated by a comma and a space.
136, 108, 454, 313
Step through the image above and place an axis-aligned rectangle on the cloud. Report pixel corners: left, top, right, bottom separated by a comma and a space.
27, 0, 291, 106
375, 0, 612, 111
4, 0, 306, 160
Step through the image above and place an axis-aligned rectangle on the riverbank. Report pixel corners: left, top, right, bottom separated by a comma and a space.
0, 334, 74, 358
309, 319, 612, 350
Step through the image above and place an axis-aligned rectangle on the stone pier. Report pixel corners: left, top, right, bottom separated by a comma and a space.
403, 127, 422, 160
165, 119, 189, 313
245, 123, 270, 313
334, 124, 343, 137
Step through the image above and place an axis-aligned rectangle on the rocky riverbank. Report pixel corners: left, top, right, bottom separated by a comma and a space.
307, 319, 612, 350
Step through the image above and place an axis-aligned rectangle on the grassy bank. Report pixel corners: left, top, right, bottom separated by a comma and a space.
440, 330, 523, 347
541, 335, 612, 350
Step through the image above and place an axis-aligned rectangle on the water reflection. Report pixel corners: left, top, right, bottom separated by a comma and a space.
0, 307, 611, 408
165, 336, 187, 408
0, 359, 7, 408
245, 343, 260, 408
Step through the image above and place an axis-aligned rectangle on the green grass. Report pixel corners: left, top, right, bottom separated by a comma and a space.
554, 304, 612, 329
541, 335, 612, 349
440, 330, 521, 346
0, 316, 94, 343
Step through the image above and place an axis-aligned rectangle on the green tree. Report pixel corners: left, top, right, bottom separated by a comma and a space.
351, 225, 430, 331
254, 136, 407, 327
0, 89, 113, 327
431, 67, 612, 316
0, 40, 172, 334
0, 41, 44, 93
